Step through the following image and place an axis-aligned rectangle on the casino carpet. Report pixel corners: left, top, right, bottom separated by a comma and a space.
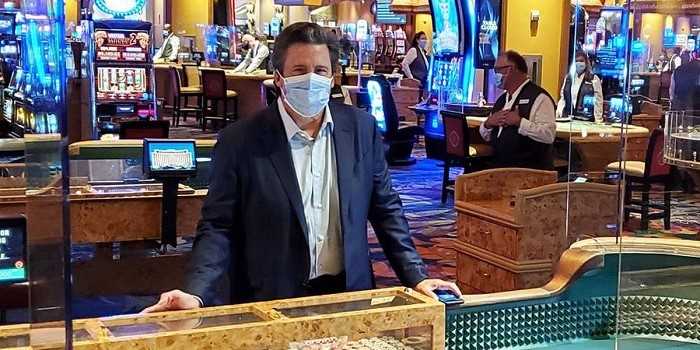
164, 120, 699, 288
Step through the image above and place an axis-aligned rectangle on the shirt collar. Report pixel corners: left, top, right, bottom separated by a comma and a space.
277, 98, 334, 142
508, 79, 530, 101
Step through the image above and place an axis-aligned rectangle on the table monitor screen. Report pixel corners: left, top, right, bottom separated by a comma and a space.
0, 217, 26, 284
143, 139, 197, 177
608, 97, 630, 123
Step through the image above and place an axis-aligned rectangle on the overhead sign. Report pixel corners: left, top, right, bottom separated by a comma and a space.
375, 0, 407, 24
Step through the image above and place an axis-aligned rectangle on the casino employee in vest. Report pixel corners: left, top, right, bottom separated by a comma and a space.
153, 24, 180, 63
143, 22, 460, 313
556, 51, 604, 123
479, 50, 557, 170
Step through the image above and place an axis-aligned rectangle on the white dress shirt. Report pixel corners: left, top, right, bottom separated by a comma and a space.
234, 42, 270, 74
153, 34, 180, 62
277, 98, 344, 279
556, 73, 604, 123
401, 47, 429, 80
480, 80, 556, 144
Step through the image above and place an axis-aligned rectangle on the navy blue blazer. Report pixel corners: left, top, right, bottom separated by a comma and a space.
185, 101, 428, 305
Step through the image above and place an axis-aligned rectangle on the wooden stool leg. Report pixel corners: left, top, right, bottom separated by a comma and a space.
623, 179, 631, 223
441, 161, 450, 204
640, 183, 650, 231
663, 183, 671, 230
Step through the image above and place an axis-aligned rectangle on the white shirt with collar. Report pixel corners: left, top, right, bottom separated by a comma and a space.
556, 73, 604, 123
277, 98, 344, 280
479, 79, 557, 144
234, 42, 271, 74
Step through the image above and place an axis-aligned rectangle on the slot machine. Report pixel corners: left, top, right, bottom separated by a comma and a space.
384, 26, 396, 61
90, 0, 156, 136
0, 10, 18, 87
394, 26, 406, 60
374, 26, 385, 65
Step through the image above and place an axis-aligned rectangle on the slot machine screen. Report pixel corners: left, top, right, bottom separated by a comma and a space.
475, 0, 501, 68
0, 217, 26, 284
366, 80, 387, 134
0, 13, 15, 35
430, 0, 461, 56
607, 96, 630, 123
143, 139, 197, 177
96, 67, 148, 100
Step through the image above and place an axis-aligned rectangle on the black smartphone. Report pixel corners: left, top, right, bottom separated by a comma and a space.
435, 289, 464, 306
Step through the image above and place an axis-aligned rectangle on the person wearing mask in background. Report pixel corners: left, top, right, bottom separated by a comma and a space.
153, 24, 180, 63
556, 51, 604, 123
400, 32, 430, 88
233, 33, 270, 74
670, 48, 700, 111
663, 47, 683, 72
479, 50, 556, 170
142, 22, 460, 313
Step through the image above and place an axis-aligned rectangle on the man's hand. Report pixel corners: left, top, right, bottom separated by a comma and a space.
141, 290, 201, 314
415, 279, 462, 300
484, 110, 508, 129
502, 108, 522, 126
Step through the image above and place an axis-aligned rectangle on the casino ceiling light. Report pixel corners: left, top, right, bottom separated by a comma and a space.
95, 0, 147, 19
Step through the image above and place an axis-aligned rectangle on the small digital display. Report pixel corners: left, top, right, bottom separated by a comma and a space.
0, 14, 14, 35
144, 139, 197, 177
0, 217, 26, 284
366, 80, 387, 133
608, 97, 630, 123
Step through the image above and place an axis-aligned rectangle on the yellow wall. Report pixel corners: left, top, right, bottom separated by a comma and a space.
641, 13, 664, 61
65, 0, 78, 25
415, 13, 433, 51
171, 0, 213, 49
504, 0, 569, 98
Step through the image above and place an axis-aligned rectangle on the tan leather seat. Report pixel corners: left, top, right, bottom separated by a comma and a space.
605, 161, 645, 177
180, 86, 202, 94
469, 144, 494, 157
226, 90, 238, 98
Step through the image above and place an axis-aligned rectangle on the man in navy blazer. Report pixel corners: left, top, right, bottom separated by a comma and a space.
144, 23, 460, 312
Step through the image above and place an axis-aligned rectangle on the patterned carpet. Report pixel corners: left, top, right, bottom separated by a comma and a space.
165, 119, 700, 288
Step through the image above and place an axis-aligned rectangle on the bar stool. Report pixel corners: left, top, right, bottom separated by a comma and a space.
200, 68, 239, 132
169, 67, 203, 127
441, 111, 493, 203
605, 128, 673, 231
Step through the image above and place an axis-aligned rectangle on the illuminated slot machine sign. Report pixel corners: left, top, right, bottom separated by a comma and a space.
94, 28, 150, 63
0, 217, 26, 284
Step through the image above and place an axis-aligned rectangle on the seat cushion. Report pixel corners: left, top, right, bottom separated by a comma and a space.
469, 144, 494, 157
226, 90, 238, 98
605, 161, 645, 177
180, 86, 202, 94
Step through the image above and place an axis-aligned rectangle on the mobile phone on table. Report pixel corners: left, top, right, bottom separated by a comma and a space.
435, 289, 464, 306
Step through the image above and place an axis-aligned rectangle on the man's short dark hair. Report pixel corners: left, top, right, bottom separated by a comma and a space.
271, 22, 340, 74
502, 50, 529, 74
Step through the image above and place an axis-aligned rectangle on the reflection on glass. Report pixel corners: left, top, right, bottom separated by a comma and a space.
106, 312, 263, 338
277, 296, 415, 318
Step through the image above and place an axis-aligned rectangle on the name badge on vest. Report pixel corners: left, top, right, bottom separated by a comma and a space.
519, 99, 530, 105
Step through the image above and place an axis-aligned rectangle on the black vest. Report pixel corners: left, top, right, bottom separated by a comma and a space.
161, 35, 174, 60
490, 81, 555, 170
672, 60, 700, 111
562, 73, 596, 121
407, 47, 429, 86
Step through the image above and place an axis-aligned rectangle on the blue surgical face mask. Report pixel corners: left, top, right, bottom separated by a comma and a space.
575, 62, 586, 75
494, 72, 504, 88
278, 71, 332, 118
